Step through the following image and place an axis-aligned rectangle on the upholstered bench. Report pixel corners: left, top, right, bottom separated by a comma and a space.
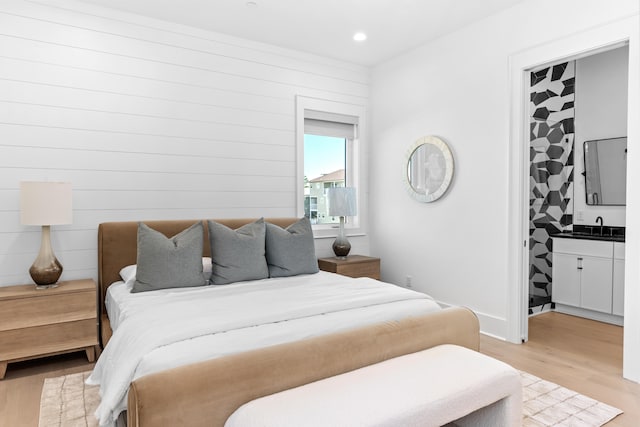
225, 344, 522, 427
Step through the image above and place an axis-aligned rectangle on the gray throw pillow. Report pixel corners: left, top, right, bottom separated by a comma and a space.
208, 218, 268, 285
265, 217, 319, 277
132, 222, 207, 293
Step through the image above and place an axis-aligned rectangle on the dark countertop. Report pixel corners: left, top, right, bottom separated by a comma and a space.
551, 230, 625, 243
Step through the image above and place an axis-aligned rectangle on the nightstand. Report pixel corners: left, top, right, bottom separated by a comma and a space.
318, 255, 381, 280
0, 279, 98, 379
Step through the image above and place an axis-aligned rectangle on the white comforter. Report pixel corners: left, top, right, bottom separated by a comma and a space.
88, 271, 440, 426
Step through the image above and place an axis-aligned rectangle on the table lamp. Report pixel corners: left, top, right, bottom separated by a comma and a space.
328, 187, 357, 258
20, 181, 72, 289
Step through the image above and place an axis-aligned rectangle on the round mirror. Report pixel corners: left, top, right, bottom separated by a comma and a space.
404, 136, 454, 202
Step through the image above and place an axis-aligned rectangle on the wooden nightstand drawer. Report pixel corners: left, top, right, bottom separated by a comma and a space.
344, 261, 380, 279
0, 291, 95, 331
0, 279, 98, 379
318, 255, 381, 280
0, 319, 96, 360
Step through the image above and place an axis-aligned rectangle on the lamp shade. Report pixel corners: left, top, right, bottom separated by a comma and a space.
20, 181, 72, 226
328, 187, 357, 217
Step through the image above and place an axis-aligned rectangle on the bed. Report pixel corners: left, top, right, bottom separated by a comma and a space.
91, 218, 480, 427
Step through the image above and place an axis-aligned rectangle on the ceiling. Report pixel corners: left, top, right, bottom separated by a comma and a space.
78, 0, 526, 66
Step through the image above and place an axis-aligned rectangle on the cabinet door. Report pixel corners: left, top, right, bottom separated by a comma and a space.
613, 259, 625, 316
581, 256, 613, 313
552, 253, 581, 307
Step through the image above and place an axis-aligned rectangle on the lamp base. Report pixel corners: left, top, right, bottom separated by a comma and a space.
35, 283, 59, 290
332, 240, 351, 259
30, 225, 63, 288
332, 216, 351, 259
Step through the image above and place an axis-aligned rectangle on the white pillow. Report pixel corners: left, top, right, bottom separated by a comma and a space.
119, 257, 213, 284
119, 264, 137, 284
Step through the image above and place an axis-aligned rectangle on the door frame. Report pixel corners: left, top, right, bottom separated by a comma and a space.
507, 15, 640, 382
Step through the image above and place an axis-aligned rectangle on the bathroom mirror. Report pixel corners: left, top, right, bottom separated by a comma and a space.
584, 137, 627, 206
404, 135, 454, 203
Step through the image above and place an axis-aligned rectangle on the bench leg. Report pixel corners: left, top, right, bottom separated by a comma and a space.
0, 361, 7, 380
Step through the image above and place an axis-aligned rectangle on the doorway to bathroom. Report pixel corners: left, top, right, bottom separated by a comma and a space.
507, 15, 640, 382
527, 46, 629, 321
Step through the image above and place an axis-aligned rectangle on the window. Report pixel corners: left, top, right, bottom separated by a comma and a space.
304, 134, 347, 224
296, 96, 366, 237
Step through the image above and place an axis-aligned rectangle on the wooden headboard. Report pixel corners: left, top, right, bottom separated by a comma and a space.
97, 218, 299, 314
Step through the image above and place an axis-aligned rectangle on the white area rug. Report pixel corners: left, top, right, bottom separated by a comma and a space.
521, 371, 622, 426
38, 370, 623, 427
38, 371, 98, 427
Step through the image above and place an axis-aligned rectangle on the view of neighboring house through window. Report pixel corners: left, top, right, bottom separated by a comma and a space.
304, 134, 346, 224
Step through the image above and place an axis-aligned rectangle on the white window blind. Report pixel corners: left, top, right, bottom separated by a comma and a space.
304, 110, 358, 139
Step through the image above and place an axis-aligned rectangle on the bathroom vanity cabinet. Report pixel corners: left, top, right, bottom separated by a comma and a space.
613, 242, 625, 316
551, 237, 624, 324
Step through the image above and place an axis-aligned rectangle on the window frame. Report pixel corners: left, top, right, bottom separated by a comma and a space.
296, 96, 367, 239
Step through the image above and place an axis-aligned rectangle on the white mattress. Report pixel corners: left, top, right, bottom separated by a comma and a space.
104, 281, 125, 331
92, 271, 441, 426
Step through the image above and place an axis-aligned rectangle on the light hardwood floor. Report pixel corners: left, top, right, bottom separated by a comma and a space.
482, 311, 640, 426
0, 352, 94, 427
1, 312, 638, 426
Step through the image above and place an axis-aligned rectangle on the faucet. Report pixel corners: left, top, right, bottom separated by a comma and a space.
596, 216, 604, 236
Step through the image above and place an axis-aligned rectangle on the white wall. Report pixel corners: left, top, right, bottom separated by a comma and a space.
0, 0, 370, 286
369, 0, 639, 339
574, 46, 629, 226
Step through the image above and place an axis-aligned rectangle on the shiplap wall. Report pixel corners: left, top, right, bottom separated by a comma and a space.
0, 0, 370, 286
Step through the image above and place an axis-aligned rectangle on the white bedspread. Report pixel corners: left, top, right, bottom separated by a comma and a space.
88, 271, 440, 426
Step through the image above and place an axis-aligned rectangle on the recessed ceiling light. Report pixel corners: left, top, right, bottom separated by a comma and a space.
246, 1, 258, 8
353, 32, 367, 42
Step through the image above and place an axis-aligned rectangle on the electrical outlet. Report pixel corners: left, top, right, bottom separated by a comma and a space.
405, 275, 412, 288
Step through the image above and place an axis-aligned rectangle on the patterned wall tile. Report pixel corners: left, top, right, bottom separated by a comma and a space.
529, 62, 575, 300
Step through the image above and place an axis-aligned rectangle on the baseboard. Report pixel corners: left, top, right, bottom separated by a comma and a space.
479, 330, 507, 340
529, 304, 553, 317
553, 304, 624, 326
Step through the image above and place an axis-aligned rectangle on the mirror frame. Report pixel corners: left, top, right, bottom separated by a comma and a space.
404, 135, 455, 203
583, 136, 627, 206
